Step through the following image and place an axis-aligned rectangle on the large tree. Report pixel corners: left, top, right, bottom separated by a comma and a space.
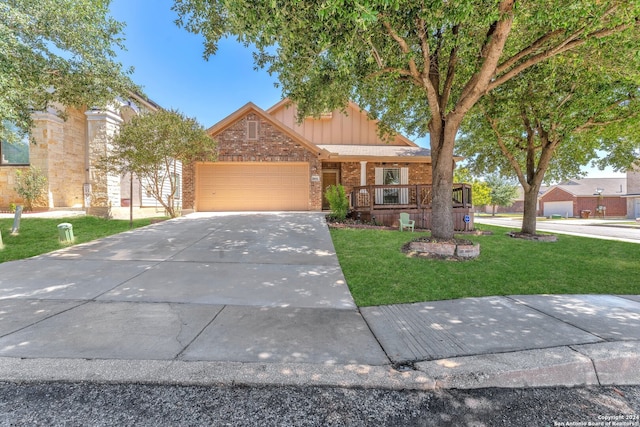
458, 43, 640, 234
174, 0, 639, 239
0, 0, 135, 143
102, 109, 217, 218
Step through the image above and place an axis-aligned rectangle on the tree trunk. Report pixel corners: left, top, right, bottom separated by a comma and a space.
492, 205, 496, 216
521, 183, 542, 235
429, 122, 457, 240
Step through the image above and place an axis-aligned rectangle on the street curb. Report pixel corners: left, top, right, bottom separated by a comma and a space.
571, 341, 640, 386
0, 358, 437, 391
1, 343, 638, 390
415, 347, 600, 389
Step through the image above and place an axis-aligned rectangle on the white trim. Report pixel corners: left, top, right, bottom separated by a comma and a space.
375, 167, 384, 203
85, 109, 124, 125
360, 161, 367, 186
400, 167, 409, 204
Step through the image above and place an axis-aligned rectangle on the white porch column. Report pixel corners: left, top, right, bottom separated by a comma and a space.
360, 161, 367, 186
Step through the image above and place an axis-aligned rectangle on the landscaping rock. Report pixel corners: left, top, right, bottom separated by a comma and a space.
405, 237, 480, 260
507, 232, 558, 242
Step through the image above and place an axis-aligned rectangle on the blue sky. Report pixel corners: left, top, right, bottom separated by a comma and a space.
109, 0, 282, 127
108, 0, 622, 178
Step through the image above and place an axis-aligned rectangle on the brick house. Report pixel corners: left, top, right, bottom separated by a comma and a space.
539, 177, 628, 218
0, 94, 177, 218
183, 99, 472, 229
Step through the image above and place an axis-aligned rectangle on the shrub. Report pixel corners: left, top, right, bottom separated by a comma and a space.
14, 167, 48, 211
325, 184, 349, 220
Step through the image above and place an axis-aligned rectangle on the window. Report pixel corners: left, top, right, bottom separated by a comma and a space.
383, 168, 400, 204
375, 167, 409, 205
383, 168, 400, 185
247, 120, 259, 141
1, 123, 29, 165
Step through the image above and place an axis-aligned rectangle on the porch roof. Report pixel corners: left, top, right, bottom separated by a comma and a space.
318, 144, 434, 162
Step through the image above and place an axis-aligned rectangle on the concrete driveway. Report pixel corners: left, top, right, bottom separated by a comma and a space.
0, 213, 387, 365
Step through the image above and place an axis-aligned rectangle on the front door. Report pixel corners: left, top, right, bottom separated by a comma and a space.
322, 170, 339, 210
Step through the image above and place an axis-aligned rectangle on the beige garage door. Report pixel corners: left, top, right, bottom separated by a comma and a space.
196, 162, 310, 211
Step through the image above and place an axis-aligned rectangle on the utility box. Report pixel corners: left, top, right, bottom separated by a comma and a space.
57, 223, 74, 243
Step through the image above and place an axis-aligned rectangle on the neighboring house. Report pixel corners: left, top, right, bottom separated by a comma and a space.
539, 177, 627, 218
182, 99, 472, 229
479, 185, 550, 215
624, 165, 640, 219
0, 94, 179, 218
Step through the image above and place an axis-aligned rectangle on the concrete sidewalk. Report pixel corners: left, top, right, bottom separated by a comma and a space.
0, 213, 638, 390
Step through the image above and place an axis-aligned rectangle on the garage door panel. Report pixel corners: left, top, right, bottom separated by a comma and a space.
196, 163, 309, 211
544, 201, 573, 217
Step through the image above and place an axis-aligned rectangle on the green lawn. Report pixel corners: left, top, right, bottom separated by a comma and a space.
0, 216, 159, 263
330, 225, 640, 306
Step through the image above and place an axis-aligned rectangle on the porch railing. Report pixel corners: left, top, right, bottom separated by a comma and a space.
351, 183, 472, 210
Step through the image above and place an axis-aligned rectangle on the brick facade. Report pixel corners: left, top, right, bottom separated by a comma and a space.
183, 112, 323, 211
576, 196, 627, 217
540, 187, 628, 217
336, 161, 432, 196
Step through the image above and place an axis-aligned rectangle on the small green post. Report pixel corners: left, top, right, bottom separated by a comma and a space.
57, 223, 74, 243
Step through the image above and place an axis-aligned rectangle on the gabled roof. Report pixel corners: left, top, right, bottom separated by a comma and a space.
206, 102, 331, 159
549, 178, 627, 197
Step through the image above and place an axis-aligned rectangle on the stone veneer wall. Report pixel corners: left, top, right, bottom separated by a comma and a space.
0, 167, 25, 208
0, 108, 87, 209
183, 112, 323, 210
85, 109, 124, 217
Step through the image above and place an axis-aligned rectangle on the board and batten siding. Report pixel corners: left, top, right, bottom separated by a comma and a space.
268, 102, 410, 146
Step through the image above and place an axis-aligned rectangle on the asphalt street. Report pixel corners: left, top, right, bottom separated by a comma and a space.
0, 382, 638, 426
474, 216, 640, 244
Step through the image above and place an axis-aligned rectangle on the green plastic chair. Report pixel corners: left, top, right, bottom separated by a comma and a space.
399, 212, 415, 232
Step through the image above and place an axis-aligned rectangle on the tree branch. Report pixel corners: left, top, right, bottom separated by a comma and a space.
381, 19, 420, 79
440, 25, 459, 111
368, 39, 384, 69
414, 17, 442, 123
495, 29, 564, 74
455, 0, 515, 119
482, 105, 525, 181
574, 94, 638, 132
489, 18, 637, 91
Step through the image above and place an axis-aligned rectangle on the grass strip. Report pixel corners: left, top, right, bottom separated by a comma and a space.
330, 225, 640, 306
0, 216, 159, 263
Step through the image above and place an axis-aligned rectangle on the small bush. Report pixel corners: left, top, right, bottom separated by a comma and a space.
14, 167, 48, 211
325, 184, 349, 220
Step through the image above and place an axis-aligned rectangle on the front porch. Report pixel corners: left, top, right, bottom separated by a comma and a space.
350, 183, 473, 231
